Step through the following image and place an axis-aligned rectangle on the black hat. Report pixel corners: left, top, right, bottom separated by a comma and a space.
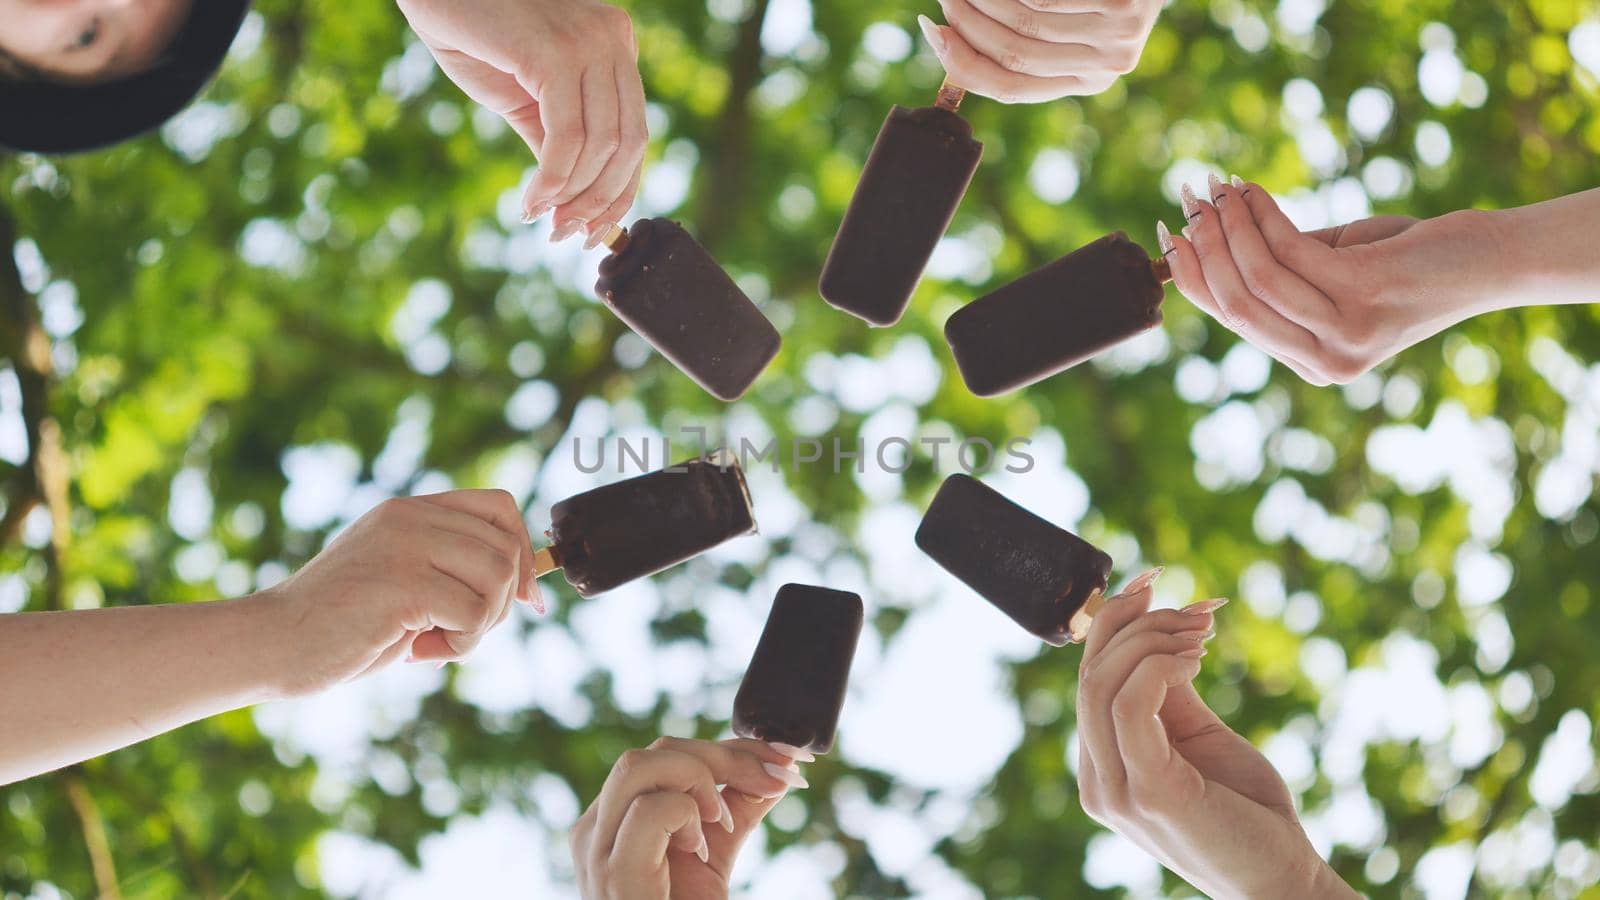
0, 0, 252, 155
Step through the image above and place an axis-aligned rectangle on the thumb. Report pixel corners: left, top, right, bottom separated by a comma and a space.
705, 786, 786, 868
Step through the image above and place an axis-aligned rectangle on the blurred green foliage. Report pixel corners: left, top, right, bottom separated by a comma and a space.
3, 0, 1600, 896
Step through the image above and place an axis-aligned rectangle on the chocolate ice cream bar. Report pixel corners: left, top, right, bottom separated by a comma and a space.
819, 82, 983, 326
534, 452, 757, 597
594, 219, 781, 401
915, 473, 1111, 645
732, 583, 864, 755
945, 231, 1172, 397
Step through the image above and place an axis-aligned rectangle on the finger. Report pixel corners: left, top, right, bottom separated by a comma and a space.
1163, 220, 1331, 386
426, 531, 516, 633
1015, 0, 1127, 12
1158, 678, 1230, 744
1112, 654, 1206, 789
1234, 180, 1339, 269
936, 0, 1106, 78
568, 60, 647, 241
592, 749, 726, 855
707, 784, 785, 868
422, 44, 547, 158
403, 571, 490, 661
1182, 180, 1325, 360
963, 0, 1110, 44
520, 72, 585, 220
918, 16, 1095, 103
646, 737, 797, 802
1079, 629, 1209, 797
1094, 607, 1215, 669
548, 67, 622, 239
1079, 579, 1155, 670
355, 629, 422, 680
1211, 176, 1338, 331
609, 792, 709, 880
584, 165, 642, 250
416, 490, 539, 606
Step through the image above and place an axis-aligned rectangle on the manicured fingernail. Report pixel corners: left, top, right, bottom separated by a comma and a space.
1173, 629, 1215, 642
1183, 597, 1230, 616
768, 742, 816, 763
695, 836, 709, 864
1122, 566, 1165, 597
522, 202, 552, 225
582, 222, 616, 251
1207, 172, 1224, 203
738, 791, 768, 803
1180, 183, 1201, 220
1182, 225, 1194, 240
1156, 220, 1175, 255
1177, 647, 1208, 659
434, 661, 447, 670
549, 219, 587, 243
1230, 174, 1245, 189
763, 762, 809, 789
716, 792, 735, 833
917, 15, 947, 55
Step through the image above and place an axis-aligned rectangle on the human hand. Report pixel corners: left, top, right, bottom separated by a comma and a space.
571, 737, 808, 899
1075, 585, 1355, 899
261, 490, 542, 697
915, 0, 1161, 103
1159, 173, 1509, 384
394, 0, 648, 247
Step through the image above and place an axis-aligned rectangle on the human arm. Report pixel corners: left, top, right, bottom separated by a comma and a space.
0, 489, 539, 785
1074, 585, 1358, 899
1160, 177, 1600, 385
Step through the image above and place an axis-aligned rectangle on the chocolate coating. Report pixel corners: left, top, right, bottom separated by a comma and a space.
914, 474, 1111, 646
945, 231, 1165, 397
595, 218, 781, 401
820, 105, 983, 327
732, 583, 864, 754
548, 455, 756, 597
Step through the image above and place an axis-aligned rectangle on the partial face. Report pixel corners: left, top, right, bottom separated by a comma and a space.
0, 0, 195, 82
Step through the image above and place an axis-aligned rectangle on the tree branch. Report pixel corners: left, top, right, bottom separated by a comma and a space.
63, 770, 123, 900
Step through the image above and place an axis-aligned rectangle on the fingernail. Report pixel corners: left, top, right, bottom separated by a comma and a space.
1182, 225, 1194, 240
695, 836, 709, 864
1230, 174, 1245, 189
582, 222, 616, 251
549, 219, 587, 243
1121, 566, 1165, 597
716, 792, 735, 833
1156, 220, 1175, 255
767, 742, 816, 763
1183, 597, 1230, 616
434, 661, 447, 670
522, 202, 552, 225
1180, 183, 1201, 220
1177, 647, 1208, 659
916, 15, 947, 55
738, 791, 768, 803
1173, 629, 1215, 642
762, 762, 809, 789
1207, 172, 1224, 203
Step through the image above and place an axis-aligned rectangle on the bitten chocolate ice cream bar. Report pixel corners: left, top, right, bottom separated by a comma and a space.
534, 452, 757, 597
945, 231, 1171, 397
915, 473, 1112, 645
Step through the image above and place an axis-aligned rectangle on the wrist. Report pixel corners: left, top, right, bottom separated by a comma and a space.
234, 585, 308, 702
